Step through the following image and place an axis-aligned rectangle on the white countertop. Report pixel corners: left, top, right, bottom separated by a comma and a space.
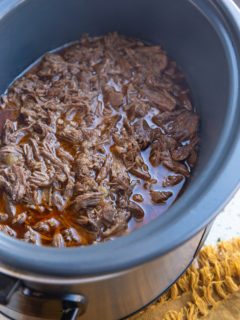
205, 188, 240, 245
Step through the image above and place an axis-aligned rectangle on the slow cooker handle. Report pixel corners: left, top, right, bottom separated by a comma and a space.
60, 293, 87, 320
0, 274, 87, 319
0, 273, 20, 305
23, 287, 87, 320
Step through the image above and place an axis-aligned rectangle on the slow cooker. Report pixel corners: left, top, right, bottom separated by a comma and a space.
0, 0, 239, 319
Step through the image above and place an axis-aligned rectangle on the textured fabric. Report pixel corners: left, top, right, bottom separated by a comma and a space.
130, 238, 240, 320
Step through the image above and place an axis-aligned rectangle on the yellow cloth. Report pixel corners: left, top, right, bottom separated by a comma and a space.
130, 238, 240, 320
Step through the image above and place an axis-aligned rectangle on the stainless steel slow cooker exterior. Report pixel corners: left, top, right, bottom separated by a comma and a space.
0, 229, 206, 320
0, 0, 239, 319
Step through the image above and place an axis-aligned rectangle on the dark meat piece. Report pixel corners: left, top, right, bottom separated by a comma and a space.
142, 87, 176, 111
3, 194, 16, 217
96, 155, 112, 183
133, 119, 152, 150
149, 129, 197, 177
125, 46, 168, 77
99, 114, 121, 138
163, 110, 199, 141
162, 158, 190, 177
171, 138, 199, 162
149, 130, 198, 177
57, 126, 83, 144
171, 144, 192, 161
76, 215, 99, 235
129, 201, 144, 221
102, 208, 130, 237
112, 122, 151, 181
104, 87, 123, 109
118, 57, 132, 77
129, 165, 151, 181
101, 203, 116, 226
75, 148, 105, 180
150, 190, 172, 204
110, 158, 131, 193
109, 177, 130, 194
149, 135, 177, 167
188, 150, 198, 168
2, 165, 28, 202
124, 102, 150, 121
72, 192, 104, 211
137, 46, 168, 73
162, 175, 184, 187
152, 111, 179, 128
38, 53, 67, 78
132, 194, 143, 203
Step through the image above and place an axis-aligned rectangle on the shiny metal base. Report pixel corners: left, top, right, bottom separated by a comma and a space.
0, 229, 205, 320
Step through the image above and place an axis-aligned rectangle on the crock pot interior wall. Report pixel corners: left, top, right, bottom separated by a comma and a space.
0, 0, 229, 181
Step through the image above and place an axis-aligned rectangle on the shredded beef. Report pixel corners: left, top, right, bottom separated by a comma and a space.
150, 190, 173, 204
162, 175, 184, 187
0, 33, 199, 246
